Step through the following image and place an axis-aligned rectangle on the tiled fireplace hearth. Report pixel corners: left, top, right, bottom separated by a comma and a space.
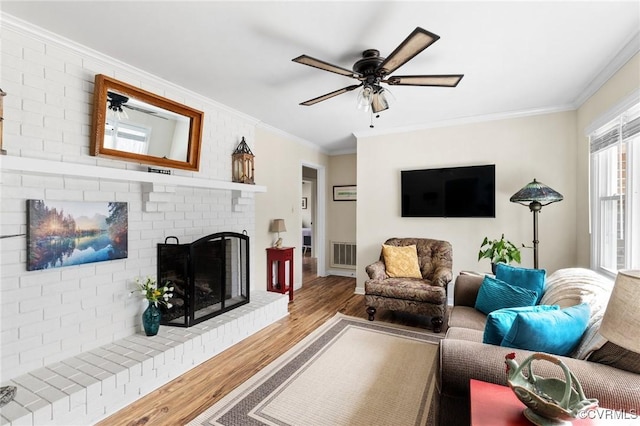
1, 292, 288, 426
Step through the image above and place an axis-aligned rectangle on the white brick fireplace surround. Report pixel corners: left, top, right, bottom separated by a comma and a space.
1, 292, 288, 425
0, 14, 286, 425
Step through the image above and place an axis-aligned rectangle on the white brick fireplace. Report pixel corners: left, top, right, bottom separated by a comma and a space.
0, 14, 289, 425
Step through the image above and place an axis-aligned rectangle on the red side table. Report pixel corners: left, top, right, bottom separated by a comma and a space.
470, 379, 624, 425
266, 247, 294, 302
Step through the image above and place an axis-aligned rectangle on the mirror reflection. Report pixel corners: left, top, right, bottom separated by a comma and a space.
105, 91, 191, 161
91, 74, 203, 171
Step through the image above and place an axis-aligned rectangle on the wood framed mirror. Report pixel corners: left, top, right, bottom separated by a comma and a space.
91, 74, 203, 171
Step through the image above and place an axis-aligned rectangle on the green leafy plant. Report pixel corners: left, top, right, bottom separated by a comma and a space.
478, 234, 522, 265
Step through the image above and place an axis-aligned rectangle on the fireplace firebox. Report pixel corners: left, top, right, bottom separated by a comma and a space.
157, 232, 249, 327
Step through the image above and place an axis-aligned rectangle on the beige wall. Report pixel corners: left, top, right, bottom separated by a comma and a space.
254, 126, 329, 290
356, 111, 578, 293
575, 53, 640, 267
327, 154, 357, 274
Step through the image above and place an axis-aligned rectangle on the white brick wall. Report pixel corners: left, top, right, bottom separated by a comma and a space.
1, 291, 289, 426
0, 15, 261, 386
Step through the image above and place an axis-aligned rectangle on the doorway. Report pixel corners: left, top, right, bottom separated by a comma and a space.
302, 163, 326, 282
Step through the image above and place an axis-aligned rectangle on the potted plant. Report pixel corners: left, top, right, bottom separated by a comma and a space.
478, 234, 522, 274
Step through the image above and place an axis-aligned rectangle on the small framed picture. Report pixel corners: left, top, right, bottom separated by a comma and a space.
333, 185, 357, 201
302, 197, 308, 209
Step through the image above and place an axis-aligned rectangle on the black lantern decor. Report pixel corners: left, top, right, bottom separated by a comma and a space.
232, 137, 255, 184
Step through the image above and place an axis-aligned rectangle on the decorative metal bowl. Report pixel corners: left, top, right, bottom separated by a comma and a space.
505, 352, 598, 426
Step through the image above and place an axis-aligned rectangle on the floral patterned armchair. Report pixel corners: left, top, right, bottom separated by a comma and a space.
365, 238, 453, 332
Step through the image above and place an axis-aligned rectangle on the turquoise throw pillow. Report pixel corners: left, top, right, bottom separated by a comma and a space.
475, 276, 538, 315
483, 305, 559, 346
501, 303, 591, 356
495, 263, 546, 304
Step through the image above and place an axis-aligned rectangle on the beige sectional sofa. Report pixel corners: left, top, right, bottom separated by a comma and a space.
434, 273, 640, 426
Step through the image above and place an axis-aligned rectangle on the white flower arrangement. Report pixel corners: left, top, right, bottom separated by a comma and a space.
132, 276, 174, 308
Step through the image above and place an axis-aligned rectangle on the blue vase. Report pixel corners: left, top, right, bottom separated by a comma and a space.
142, 302, 161, 336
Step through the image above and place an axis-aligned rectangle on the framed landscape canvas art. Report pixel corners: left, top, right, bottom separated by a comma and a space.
27, 200, 128, 271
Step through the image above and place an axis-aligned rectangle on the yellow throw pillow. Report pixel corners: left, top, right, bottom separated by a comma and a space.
382, 244, 422, 278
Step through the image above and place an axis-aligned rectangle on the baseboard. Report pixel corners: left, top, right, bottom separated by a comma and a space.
327, 268, 357, 278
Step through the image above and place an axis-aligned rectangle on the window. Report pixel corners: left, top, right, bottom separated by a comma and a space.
589, 101, 640, 276
104, 120, 151, 155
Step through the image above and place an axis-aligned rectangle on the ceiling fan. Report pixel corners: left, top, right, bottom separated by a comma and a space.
292, 27, 464, 114
107, 92, 167, 120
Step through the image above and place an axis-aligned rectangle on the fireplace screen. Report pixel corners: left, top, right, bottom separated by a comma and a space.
157, 232, 249, 327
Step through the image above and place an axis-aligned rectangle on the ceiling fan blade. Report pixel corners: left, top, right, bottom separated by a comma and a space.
378, 27, 440, 75
385, 74, 464, 87
300, 84, 362, 106
124, 104, 169, 119
292, 55, 358, 78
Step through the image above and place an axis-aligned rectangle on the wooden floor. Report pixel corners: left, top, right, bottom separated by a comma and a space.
97, 258, 432, 426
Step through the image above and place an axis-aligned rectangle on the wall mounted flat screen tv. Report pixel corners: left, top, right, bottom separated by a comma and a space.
401, 165, 495, 218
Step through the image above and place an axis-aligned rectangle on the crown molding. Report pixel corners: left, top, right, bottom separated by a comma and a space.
0, 12, 261, 126
584, 88, 640, 136
328, 148, 357, 156
573, 30, 640, 108
353, 104, 576, 140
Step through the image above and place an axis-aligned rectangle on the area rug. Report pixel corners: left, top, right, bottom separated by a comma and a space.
187, 313, 442, 426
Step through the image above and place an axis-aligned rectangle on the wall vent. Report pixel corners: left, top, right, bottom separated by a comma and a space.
330, 241, 357, 269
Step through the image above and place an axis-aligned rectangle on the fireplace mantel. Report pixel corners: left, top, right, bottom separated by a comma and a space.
0, 155, 267, 193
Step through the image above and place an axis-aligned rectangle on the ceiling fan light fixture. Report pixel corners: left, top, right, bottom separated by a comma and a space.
107, 92, 129, 120
357, 85, 374, 111
371, 88, 390, 113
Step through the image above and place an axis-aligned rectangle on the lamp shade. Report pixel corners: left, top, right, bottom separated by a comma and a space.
510, 179, 564, 206
599, 270, 640, 353
269, 219, 286, 233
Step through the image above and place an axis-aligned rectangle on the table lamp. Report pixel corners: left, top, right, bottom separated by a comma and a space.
269, 219, 286, 248
599, 270, 640, 353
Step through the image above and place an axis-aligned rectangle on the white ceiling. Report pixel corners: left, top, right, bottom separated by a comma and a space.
2, 1, 639, 154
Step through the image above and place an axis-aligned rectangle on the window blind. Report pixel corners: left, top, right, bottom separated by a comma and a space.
590, 105, 640, 153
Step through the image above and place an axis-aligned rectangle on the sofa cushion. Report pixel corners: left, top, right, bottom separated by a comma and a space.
365, 278, 445, 304
445, 327, 484, 343
501, 303, 590, 356
381, 244, 422, 278
475, 276, 538, 315
495, 263, 546, 304
483, 305, 559, 346
589, 341, 640, 375
448, 306, 487, 331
